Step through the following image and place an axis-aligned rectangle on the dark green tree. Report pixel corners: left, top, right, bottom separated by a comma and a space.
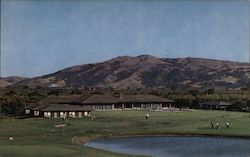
0, 90, 30, 116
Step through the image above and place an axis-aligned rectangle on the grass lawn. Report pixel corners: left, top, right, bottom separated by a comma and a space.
0, 110, 249, 157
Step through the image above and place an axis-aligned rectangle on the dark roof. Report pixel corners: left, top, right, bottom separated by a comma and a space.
24, 103, 49, 111
24, 103, 39, 110
27, 94, 174, 111
38, 95, 82, 104
42, 104, 92, 112
81, 94, 120, 104
72, 95, 91, 103
32, 103, 50, 110
81, 94, 174, 104
200, 101, 232, 106
120, 95, 174, 103
218, 102, 232, 106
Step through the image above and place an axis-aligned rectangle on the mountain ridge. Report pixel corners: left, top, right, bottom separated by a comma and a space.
0, 76, 27, 88
1, 55, 249, 89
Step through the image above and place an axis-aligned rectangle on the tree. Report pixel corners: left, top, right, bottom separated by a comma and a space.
227, 101, 247, 111
206, 88, 215, 95
0, 90, 30, 116
189, 89, 198, 97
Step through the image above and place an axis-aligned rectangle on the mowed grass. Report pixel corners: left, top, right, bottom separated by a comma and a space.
0, 110, 249, 157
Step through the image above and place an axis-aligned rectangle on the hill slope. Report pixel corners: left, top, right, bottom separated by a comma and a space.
0, 76, 27, 88
9, 55, 250, 89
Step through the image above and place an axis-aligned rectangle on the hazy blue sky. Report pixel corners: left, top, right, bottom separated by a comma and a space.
1, 0, 249, 77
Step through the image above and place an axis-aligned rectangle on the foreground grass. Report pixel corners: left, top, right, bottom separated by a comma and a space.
0, 110, 249, 157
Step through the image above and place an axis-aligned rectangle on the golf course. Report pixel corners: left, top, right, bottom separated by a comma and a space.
0, 110, 249, 157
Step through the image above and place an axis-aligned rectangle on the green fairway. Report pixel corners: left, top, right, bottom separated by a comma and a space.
0, 110, 249, 157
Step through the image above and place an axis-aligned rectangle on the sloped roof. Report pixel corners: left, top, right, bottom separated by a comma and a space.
72, 95, 90, 103
81, 94, 174, 104
28, 94, 174, 111
24, 103, 39, 110
81, 94, 120, 104
120, 95, 174, 103
25, 95, 80, 111
38, 95, 82, 104
32, 103, 50, 110
200, 101, 232, 106
218, 101, 232, 106
42, 104, 92, 112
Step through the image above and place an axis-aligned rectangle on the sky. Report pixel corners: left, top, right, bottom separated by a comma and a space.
1, 0, 249, 77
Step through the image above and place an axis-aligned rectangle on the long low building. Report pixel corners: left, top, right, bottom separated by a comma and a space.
25, 103, 92, 118
199, 101, 233, 110
81, 94, 174, 110
24, 95, 92, 118
24, 94, 174, 118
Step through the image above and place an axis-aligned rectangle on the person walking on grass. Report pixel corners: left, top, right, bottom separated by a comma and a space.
216, 122, 219, 129
226, 122, 230, 128
210, 122, 214, 128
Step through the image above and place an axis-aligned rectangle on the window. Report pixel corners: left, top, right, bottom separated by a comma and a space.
53, 112, 58, 118
84, 111, 88, 116
125, 104, 132, 108
152, 104, 160, 109
60, 112, 64, 118
69, 112, 75, 118
104, 105, 112, 110
44, 112, 51, 118
25, 110, 30, 114
162, 104, 169, 109
34, 111, 39, 116
94, 105, 103, 110
114, 104, 122, 109
133, 104, 141, 108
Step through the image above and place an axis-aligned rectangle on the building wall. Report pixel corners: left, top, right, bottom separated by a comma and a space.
43, 111, 91, 118
93, 104, 113, 110
202, 105, 228, 110
27, 101, 174, 118
90, 102, 173, 110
